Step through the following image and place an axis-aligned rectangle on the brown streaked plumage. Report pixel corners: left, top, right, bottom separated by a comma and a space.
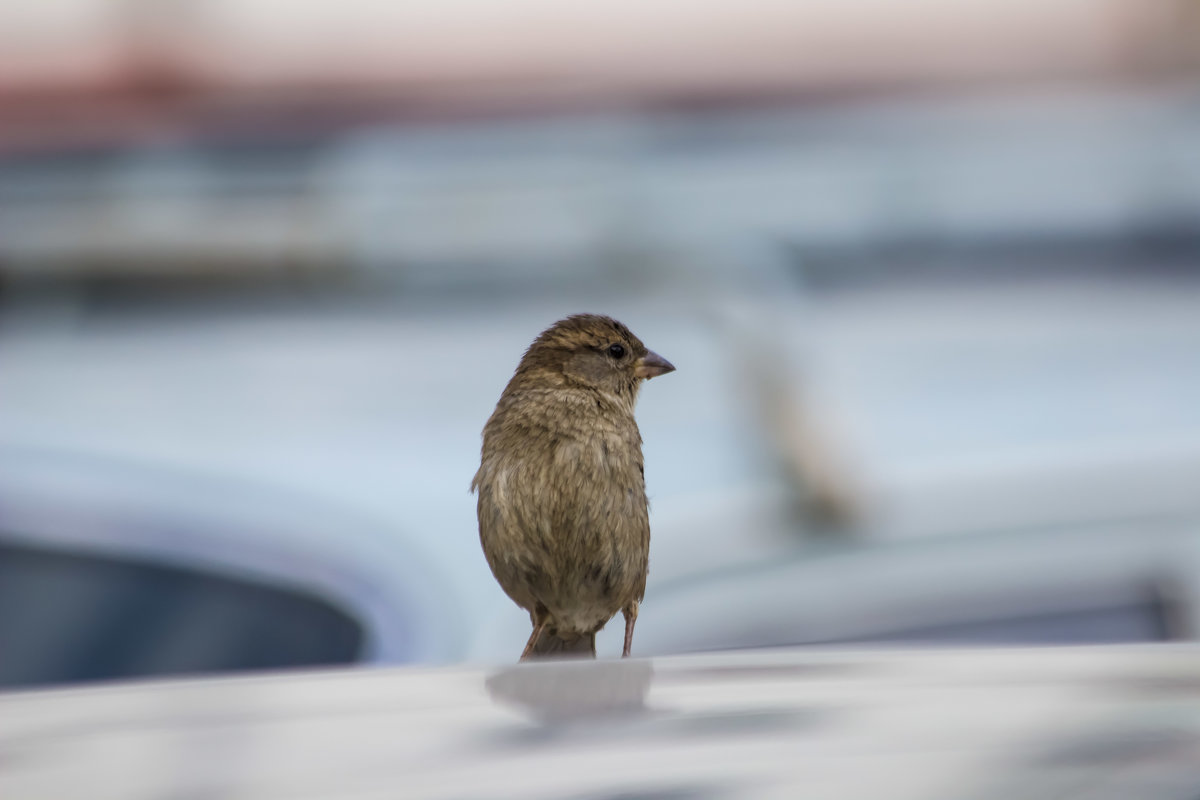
471, 314, 675, 660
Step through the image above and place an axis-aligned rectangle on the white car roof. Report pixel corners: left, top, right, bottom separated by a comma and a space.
4, 646, 1200, 799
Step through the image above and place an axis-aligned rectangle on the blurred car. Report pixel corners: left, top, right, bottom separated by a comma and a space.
4, 645, 1200, 799
642, 508, 1200, 653
0, 444, 453, 687
0, 292, 780, 684
4, 264, 1200, 688
479, 269, 1200, 658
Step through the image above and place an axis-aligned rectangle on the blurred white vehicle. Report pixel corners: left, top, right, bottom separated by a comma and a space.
4, 267, 1200, 687
0, 292, 777, 684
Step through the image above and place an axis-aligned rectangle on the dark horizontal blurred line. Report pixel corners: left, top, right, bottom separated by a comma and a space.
788, 229, 1200, 292
2, 239, 1197, 317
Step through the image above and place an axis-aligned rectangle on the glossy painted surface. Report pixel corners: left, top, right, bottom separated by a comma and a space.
4, 646, 1200, 799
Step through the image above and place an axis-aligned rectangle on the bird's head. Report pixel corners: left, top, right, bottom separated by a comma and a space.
517, 314, 675, 403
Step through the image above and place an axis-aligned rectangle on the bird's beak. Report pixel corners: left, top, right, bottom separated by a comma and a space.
634, 350, 676, 379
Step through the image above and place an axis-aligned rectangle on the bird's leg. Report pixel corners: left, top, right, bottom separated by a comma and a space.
520, 612, 548, 661
621, 601, 638, 658
520, 620, 547, 661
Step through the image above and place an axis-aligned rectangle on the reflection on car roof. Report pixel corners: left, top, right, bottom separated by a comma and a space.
4, 646, 1200, 799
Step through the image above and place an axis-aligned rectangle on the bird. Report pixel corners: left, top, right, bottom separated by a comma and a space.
472, 314, 675, 660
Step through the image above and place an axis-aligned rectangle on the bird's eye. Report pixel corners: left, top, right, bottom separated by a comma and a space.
607, 343, 626, 359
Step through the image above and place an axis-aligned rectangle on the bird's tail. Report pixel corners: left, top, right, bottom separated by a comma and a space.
522, 627, 596, 660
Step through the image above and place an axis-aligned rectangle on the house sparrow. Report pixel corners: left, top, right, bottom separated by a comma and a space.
472, 314, 675, 660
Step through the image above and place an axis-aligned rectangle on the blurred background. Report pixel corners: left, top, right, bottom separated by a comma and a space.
3, 0, 1200, 688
